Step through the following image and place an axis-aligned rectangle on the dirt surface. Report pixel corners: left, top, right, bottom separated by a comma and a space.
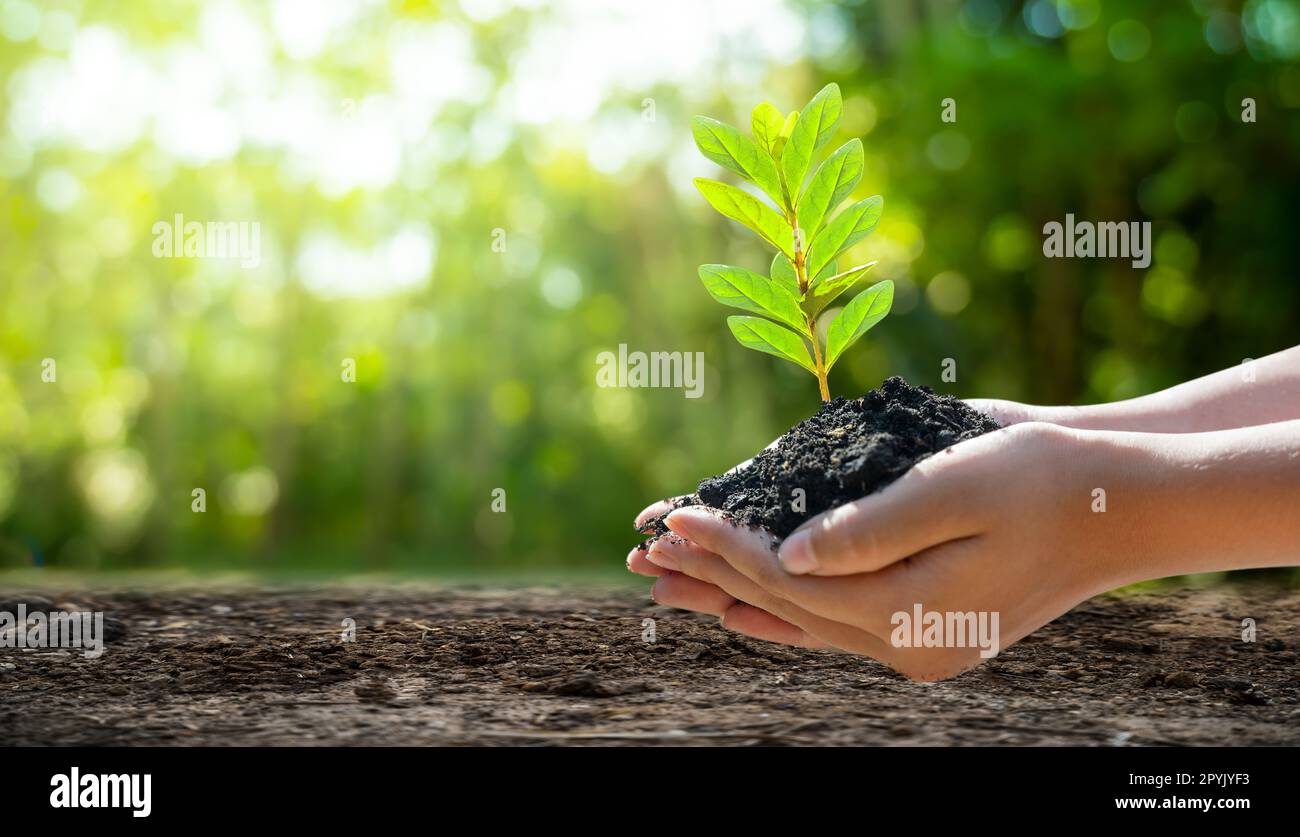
640, 377, 1000, 542
2, 583, 1298, 746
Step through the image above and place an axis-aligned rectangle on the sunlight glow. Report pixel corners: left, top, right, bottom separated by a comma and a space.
4, 0, 805, 299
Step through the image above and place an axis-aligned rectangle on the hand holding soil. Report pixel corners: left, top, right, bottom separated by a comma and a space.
629, 346, 1300, 681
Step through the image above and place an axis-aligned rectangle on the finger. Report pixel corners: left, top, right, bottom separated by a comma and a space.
634, 438, 782, 530
634, 498, 687, 531
665, 506, 907, 637
626, 547, 668, 577
963, 398, 1032, 427
644, 535, 717, 574
649, 558, 834, 651
652, 519, 801, 620
666, 507, 1001, 678
651, 537, 814, 625
650, 572, 736, 616
776, 446, 988, 577
719, 603, 831, 649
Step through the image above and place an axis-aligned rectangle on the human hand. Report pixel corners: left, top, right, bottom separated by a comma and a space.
627, 437, 779, 583
634, 419, 1300, 679
626, 397, 1021, 625
640, 422, 1129, 679
969, 345, 1300, 433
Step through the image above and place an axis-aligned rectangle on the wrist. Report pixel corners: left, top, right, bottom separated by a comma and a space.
1077, 423, 1300, 587
1059, 427, 1180, 591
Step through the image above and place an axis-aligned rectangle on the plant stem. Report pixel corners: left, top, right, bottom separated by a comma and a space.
807, 316, 830, 401
794, 254, 830, 402
788, 187, 828, 400
784, 170, 808, 291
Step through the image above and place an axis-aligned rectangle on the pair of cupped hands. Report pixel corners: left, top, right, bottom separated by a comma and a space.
627, 401, 1099, 681
626, 378, 1300, 680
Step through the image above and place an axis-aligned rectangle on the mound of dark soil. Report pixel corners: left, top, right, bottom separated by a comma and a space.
639, 376, 1001, 543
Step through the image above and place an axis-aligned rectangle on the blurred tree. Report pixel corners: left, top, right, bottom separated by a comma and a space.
0, 0, 1296, 572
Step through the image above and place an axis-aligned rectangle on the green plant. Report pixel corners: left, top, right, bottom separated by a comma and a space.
692, 83, 893, 401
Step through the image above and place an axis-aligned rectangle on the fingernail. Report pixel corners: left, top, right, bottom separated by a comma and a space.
645, 545, 680, 571
778, 529, 819, 575
625, 547, 643, 570
664, 507, 708, 539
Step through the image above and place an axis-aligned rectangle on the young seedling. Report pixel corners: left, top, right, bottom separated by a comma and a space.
692, 83, 893, 401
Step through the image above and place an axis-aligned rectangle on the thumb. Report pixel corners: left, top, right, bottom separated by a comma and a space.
663, 506, 777, 559
777, 457, 980, 576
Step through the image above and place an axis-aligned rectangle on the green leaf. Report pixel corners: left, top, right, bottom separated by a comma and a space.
692, 116, 784, 207
751, 103, 784, 156
806, 195, 883, 281
773, 111, 798, 159
727, 316, 817, 374
694, 178, 794, 259
769, 253, 799, 295
698, 264, 807, 332
825, 280, 894, 370
804, 261, 877, 317
781, 83, 843, 202
798, 139, 863, 242
771, 252, 838, 297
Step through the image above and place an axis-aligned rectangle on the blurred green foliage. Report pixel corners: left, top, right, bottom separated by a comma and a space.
1, 0, 1297, 572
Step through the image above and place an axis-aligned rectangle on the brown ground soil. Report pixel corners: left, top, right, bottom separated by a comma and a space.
2, 584, 1298, 746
